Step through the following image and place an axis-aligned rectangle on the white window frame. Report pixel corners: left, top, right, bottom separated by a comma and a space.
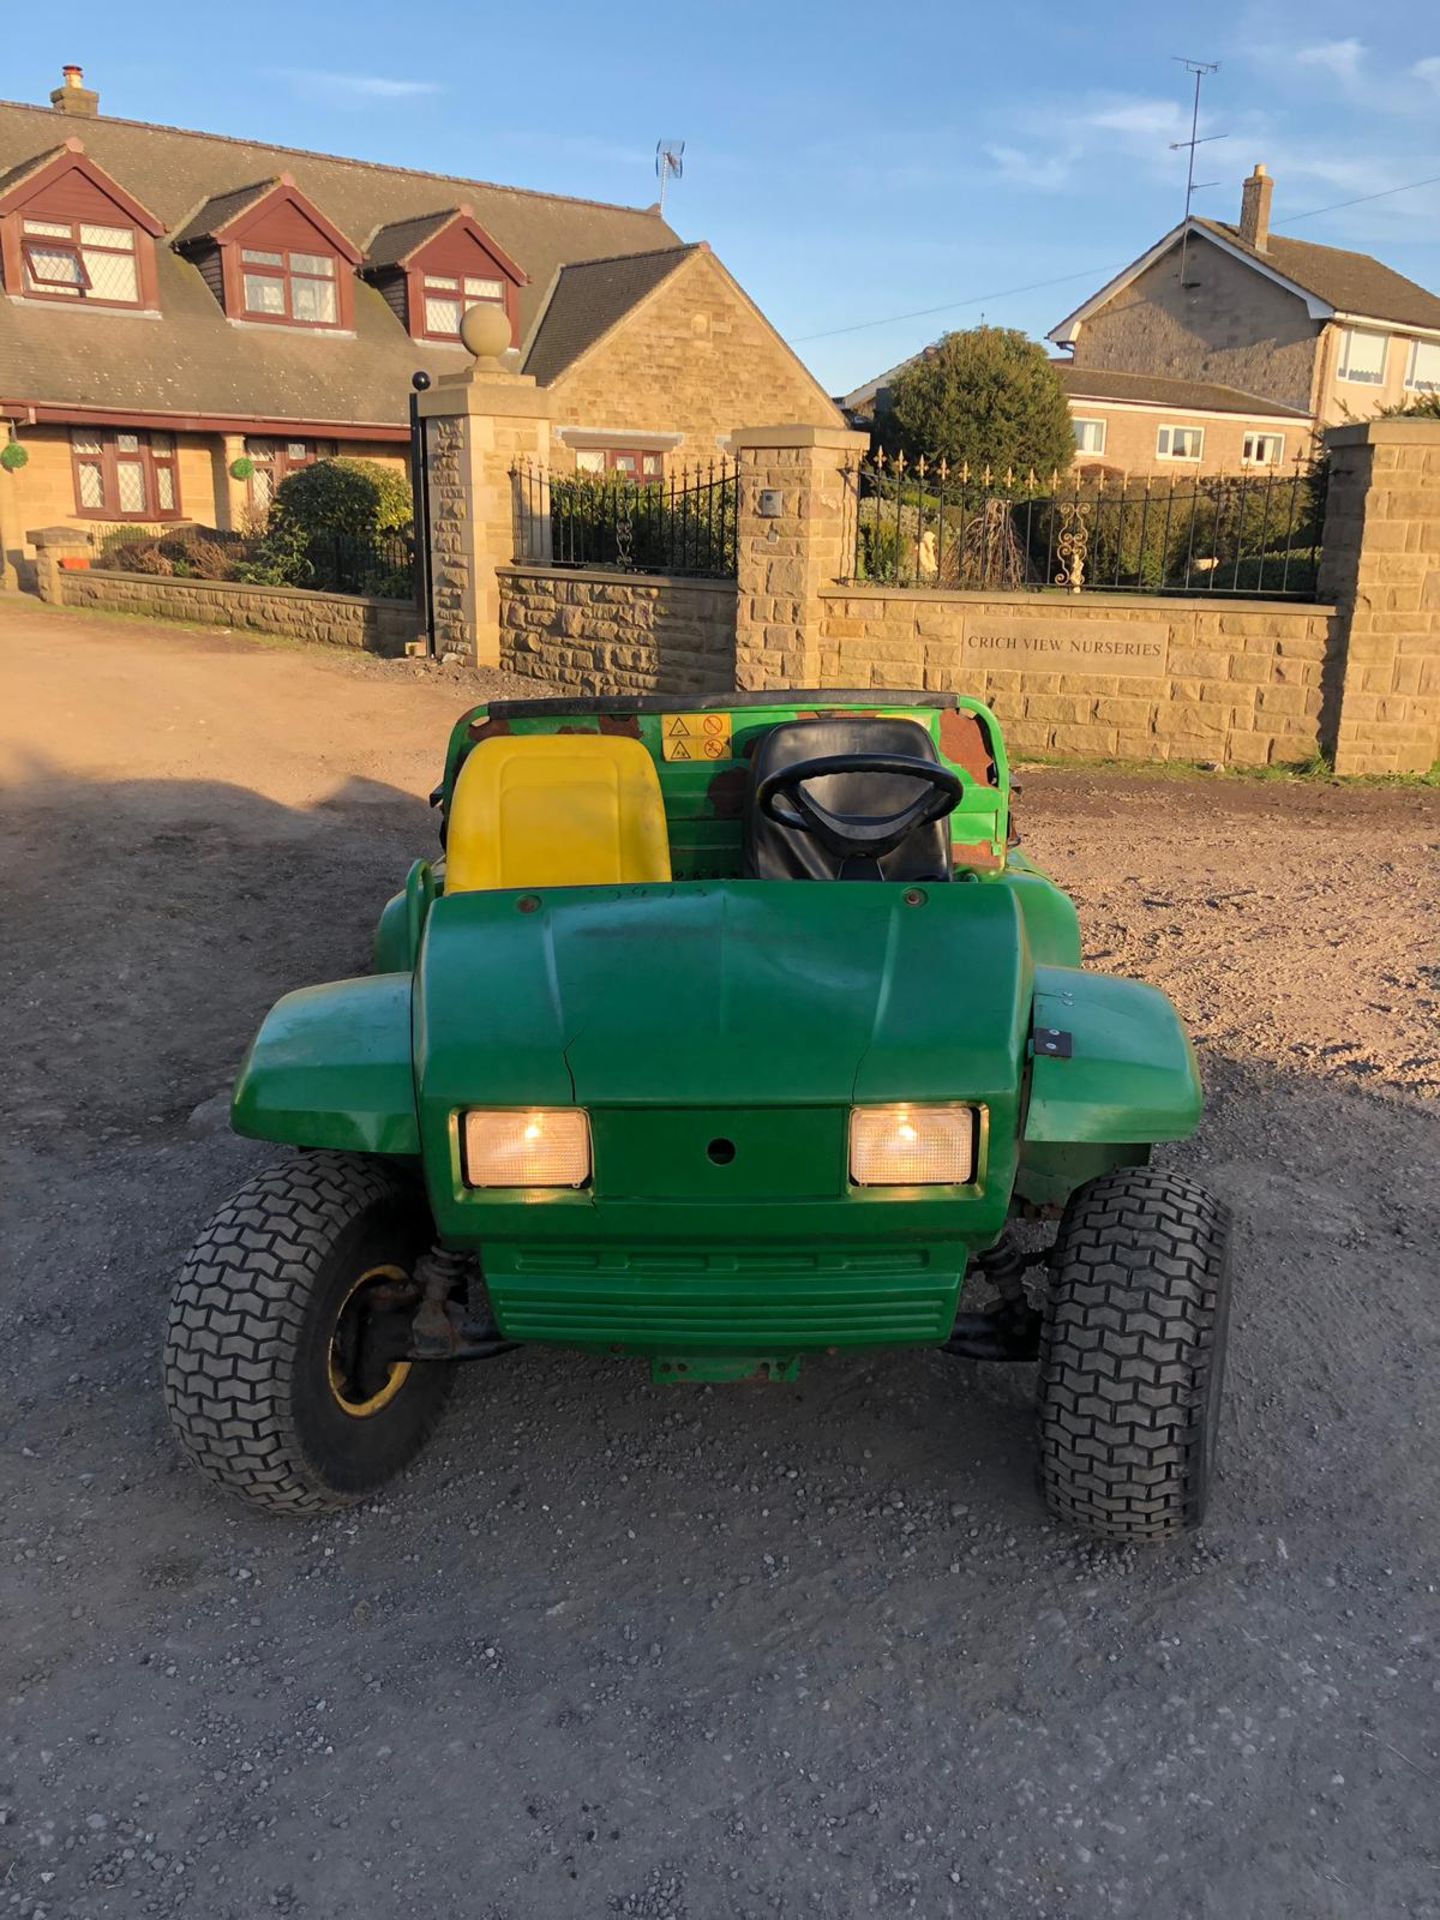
1072, 417, 1106, 455
1157, 424, 1204, 462
1241, 432, 1285, 467
1404, 338, 1440, 393
1336, 326, 1388, 386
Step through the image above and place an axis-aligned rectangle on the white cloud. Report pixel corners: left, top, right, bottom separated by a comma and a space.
1084, 98, 1188, 141
985, 144, 1077, 193
1413, 56, 1440, 91
279, 70, 445, 101
1295, 39, 1365, 83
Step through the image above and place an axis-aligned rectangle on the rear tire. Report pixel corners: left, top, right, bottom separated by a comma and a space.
164, 1153, 452, 1515
1037, 1167, 1232, 1543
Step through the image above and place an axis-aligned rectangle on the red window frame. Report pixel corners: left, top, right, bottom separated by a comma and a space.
574, 447, 665, 481
244, 437, 336, 514
417, 269, 507, 342
19, 217, 140, 308
70, 428, 181, 520
238, 247, 342, 328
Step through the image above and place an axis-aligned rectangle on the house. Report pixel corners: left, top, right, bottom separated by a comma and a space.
841, 165, 1440, 480
0, 68, 839, 584
1047, 164, 1440, 471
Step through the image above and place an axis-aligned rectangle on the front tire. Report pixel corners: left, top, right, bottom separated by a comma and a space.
1037, 1167, 1232, 1543
164, 1153, 452, 1514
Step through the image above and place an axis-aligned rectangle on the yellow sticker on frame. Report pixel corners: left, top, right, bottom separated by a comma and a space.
660, 712, 733, 762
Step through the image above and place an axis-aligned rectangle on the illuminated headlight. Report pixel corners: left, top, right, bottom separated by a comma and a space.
461, 1108, 592, 1188
849, 1104, 979, 1186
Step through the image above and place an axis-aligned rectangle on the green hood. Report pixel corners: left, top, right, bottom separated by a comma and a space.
415, 880, 1031, 1113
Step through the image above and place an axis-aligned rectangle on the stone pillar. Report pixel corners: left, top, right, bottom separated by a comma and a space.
730, 424, 869, 690
1319, 418, 1440, 776
27, 525, 92, 604
415, 309, 552, 667
218, 434, 250, 531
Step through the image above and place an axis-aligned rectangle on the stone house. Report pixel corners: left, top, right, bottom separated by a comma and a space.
1047, 164, 1440, 473
843, 165, 1440, 480
0, 67, 839, 585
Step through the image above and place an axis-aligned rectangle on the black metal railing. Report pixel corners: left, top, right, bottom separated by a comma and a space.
89, 523, 414, 598
845, 453, 1327, 599
513, 459, 738, 579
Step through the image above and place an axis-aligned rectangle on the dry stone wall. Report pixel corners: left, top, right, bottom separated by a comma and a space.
57, 569, 415, 654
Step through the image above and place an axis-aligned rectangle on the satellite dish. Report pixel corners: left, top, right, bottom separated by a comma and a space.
656, 139, 684, 216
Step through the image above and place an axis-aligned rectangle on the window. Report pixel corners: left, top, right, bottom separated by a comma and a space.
421, 272, 506, 339
70, 428, 179, 518
1337, 326, 1387, 385
243, 437, 335, 515
1242, 432, 1285, 466
241, 247, 339, 325
1157, 425, 1204, 461
573, 447, 665, 480
1072, 418, 1106, 455
21, 216, 139, 305
1405, 339, 1440, 392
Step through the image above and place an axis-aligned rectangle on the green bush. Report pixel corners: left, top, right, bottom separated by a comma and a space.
268, 457, 412, 542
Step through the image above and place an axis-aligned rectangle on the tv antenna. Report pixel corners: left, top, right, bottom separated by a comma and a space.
1169, 58, 1223, 288
656, 140, 684, 220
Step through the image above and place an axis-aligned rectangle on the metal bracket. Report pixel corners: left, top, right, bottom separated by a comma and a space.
1033, 1026, 1073, 1059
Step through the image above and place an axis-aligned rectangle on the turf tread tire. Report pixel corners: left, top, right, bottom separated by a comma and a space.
1037, 1167, 1231, 1544
164, 1153, 451, 1515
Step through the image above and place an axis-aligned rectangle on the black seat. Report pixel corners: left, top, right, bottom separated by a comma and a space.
745, 716, 956, 883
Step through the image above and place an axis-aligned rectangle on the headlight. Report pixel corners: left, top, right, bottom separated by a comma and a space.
849, 1104, 979, 1186
461, 1108, 592, 1188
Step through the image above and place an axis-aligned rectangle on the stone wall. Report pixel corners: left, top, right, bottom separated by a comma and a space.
499, 565, 737, 696
818, 588, 1337, 767
57, 568, 416, 654
1072, 233, 1320, 415
546, 252, 842, 466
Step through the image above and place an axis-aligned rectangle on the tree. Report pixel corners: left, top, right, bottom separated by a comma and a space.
268, 455, 413, 543
881, 327, 1075, 480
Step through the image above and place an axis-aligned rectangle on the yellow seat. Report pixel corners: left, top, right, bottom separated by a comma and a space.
445, 734, 672, 892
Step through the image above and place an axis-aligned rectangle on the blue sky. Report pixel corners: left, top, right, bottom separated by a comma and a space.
8, 1, 1439, 396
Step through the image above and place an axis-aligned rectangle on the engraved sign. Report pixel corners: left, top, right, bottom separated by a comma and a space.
962, 617, 1169, 677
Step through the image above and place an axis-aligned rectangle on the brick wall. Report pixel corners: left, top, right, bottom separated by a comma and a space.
57, 568, 416, 654
546, 252, 841, 464
499, 564, 737, 696
817, 588, 1336, 767
1070, 404, 1312, 478
1073, 235, 1319, 414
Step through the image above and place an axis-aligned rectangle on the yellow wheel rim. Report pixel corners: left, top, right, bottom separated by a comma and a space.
328, 1264, 413, 1418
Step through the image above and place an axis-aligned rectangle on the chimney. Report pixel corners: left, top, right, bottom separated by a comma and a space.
1239, 163, 1273, 252
50, 65, 100, 117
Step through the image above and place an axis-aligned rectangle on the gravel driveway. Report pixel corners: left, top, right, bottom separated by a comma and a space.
2, 604, 1438, 1920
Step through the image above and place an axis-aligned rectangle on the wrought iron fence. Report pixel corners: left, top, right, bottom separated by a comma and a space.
844, 453, 1327, 600
513, 458, 738, 579
86, 521, 414, 598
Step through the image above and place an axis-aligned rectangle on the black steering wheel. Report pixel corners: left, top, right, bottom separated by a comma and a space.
756, 753, 963, 862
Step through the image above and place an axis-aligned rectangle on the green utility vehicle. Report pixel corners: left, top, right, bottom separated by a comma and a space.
165, 691, 1231, 1540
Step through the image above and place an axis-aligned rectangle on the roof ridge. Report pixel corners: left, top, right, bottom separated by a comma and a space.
555, 241, 699, 272
0, 96, 674, 222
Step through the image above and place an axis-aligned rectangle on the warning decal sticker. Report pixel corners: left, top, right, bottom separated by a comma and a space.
660, 712, 733, 762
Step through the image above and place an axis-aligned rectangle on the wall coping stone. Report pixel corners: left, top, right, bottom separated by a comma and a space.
81, 568, 412, 611
818, 583, 1337, 615
729, 424, 869, 453
1326, 419, 1440, 448
499, 563, 738, 592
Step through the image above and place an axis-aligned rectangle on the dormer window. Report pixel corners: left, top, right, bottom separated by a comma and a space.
422, 270, 504, 338
241, 246, 339, 325
22, 216, 140, 303
172, 175, 361, 331
364, 206, 526, 346
0, 138, 162, 311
